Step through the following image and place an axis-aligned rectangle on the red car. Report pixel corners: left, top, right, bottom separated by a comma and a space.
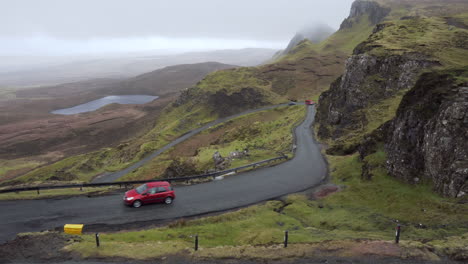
123, 181, 175, 208
305, 100, 315, 105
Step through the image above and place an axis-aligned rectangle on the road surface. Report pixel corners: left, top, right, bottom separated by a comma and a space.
0, 105, 326, 243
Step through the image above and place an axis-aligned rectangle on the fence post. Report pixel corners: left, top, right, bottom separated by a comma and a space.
194, 234, 198, 251
37, 188, 40, 195
80, 186, 83, 191
96, 233, 100, 247
284, 230, 288, 248
395, 224, 401, 244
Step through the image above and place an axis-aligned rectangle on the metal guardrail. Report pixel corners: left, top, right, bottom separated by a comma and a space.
0, 155, 288, 194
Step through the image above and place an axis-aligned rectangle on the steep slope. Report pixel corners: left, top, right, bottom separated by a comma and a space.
262, 0, 393, 100
316, 0, 468, 197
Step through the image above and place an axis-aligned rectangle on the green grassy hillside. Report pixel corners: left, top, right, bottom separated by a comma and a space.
120, 105, 305, 181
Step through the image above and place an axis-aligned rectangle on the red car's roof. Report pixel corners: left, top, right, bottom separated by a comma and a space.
146, 181, 170, 187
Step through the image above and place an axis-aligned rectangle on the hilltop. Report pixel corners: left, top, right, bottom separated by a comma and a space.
279, 24, 335, 55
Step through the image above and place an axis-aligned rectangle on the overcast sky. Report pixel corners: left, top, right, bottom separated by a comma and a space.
0, 0, 354, 56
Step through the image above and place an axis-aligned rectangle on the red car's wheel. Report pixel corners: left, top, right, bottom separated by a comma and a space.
164, 197, 173, 205
132, 200, 142, 208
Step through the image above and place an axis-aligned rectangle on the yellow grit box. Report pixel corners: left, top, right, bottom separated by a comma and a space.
64, 224, 84, 235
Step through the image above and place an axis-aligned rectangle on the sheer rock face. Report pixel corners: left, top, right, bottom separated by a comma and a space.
340, 0, 390, 29
316, 52, 436, 141
385, 73, 468, 198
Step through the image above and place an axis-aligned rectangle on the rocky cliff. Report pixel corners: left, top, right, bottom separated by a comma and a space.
340, 0, 390, 29
384, 71, 467, 197
316, 0, 468, 197
316, 52, 438, 153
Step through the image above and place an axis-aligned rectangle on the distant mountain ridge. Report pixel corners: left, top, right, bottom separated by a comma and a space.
0, 48, 275, 87
16, 62, 237, 101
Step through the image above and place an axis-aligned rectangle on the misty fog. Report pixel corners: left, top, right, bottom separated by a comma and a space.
1, 0, 353, 56
0, 0, 354, 84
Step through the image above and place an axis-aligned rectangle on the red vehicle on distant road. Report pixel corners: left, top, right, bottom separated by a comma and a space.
305, 100, 315, 105
123, 181, 175, 208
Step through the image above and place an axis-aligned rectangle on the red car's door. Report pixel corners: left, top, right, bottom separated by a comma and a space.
142, 187, 159, 204
153, 187, 169, 202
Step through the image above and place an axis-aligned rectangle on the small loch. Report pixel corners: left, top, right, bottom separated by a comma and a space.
51, 95, 159, 115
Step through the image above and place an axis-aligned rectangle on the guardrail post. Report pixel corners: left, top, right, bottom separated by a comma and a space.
284, 230, 288, 248
36, 188, 40, 195
194, 234, 198, 251
80, 186, 83, 191
395, 224, 401, 244
95, 233, 100, 247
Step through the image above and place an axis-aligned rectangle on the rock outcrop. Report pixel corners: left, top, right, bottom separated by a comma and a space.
316, 52, 437, 147
213, 151, 229, 171
212, 149, 250, 171
174, 86, 271, 117
207, 87, 269, 117
384, 72, 468, 197
162, 158, 201, 178
340, 0, 390, 29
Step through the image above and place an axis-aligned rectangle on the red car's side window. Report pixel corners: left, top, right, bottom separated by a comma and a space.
157, 187, 168, 193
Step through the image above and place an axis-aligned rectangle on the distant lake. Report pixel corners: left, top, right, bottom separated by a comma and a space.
51, 95, 159, 115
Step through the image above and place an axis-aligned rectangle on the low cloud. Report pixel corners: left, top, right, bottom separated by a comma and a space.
0, 35, 287, 56
0, 0, 354, 56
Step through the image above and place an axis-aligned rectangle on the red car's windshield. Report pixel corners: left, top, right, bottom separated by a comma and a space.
135, 184, 148, 194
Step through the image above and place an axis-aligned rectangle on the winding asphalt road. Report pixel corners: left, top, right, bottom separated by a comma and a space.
0, 105, 326, 243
